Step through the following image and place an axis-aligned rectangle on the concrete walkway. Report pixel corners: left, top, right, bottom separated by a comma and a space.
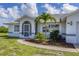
17, 40, 79, 52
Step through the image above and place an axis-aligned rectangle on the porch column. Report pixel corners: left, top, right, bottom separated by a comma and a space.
19, 21, 23, 38
31, 20, 35, 38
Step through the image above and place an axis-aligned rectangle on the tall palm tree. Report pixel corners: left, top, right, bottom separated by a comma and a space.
35, 13, 56, 37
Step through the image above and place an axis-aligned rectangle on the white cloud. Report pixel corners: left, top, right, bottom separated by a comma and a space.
21, 3, 38, 17
43, 4, 61, 14
0, 6, 22, 21
0, 3, 78, 20
63, 4, 78, 11
0, 6, 22, 26
61, 3, 78, 14
0, 7, 9, 18
7, 6, 22, 19
0, 3, 78, 26
0, 7, 11, 26
43, 3, 79, 14
0, 3, 38, 26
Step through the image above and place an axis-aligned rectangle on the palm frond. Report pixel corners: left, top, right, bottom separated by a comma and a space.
35, 13, 56, 23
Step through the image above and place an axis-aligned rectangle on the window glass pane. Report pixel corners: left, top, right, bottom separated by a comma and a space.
42, 24, 59, 32
14, 25, 19, 32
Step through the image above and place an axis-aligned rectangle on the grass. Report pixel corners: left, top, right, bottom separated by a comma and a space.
0, 33, 79, 56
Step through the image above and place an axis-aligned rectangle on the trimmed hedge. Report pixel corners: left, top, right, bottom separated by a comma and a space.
0, 26, 8, 33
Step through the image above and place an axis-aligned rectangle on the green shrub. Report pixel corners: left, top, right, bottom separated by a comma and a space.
0, 26, 8, 33
35, 32, 46, 42
50, 30, 59, 42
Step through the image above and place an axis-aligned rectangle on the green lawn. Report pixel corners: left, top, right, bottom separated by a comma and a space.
0, 33, 79, 56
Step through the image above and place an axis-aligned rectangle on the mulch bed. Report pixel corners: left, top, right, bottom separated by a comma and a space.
25, 39, 75, 48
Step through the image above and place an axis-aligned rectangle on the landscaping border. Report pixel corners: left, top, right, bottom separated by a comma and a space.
17, 40, 78, 52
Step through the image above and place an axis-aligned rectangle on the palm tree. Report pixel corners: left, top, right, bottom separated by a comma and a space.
35, 13, 56, 38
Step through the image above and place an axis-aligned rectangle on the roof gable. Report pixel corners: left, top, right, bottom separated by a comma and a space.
15, 15, 35, 22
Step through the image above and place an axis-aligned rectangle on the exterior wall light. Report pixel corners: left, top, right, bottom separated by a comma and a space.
67, 21, 72, 25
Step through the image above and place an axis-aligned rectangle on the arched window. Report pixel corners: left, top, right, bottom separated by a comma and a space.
22, 21, 31, 37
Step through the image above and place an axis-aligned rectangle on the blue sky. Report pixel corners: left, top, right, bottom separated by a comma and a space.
0, 3, 79, 26
0, 3, 79, 14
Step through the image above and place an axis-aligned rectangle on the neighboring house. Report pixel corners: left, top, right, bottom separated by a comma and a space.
5, 9, 79, 44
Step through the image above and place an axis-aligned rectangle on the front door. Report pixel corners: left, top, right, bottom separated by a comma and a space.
22, 24, 30, 37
